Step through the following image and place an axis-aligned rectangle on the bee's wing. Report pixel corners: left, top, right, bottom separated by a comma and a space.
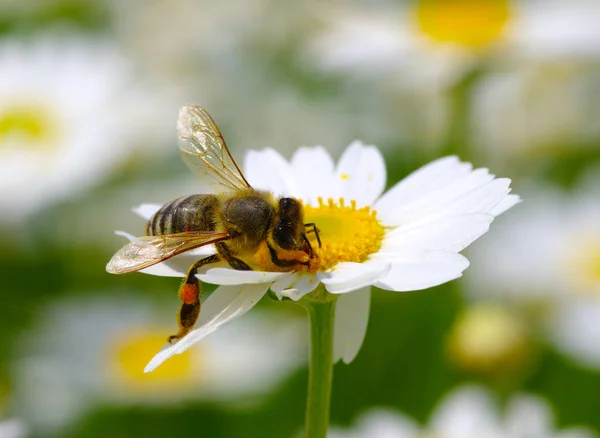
106, 231, 230, 274
178, 106, 251, 192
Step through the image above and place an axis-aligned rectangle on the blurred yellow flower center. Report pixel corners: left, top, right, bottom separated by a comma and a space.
447, 305, 529, 375
416, 0, 510, 48
110, 330, 199, 389
567, 235, 600, 294
304, 197, 384, 272
0, 105, 56, 146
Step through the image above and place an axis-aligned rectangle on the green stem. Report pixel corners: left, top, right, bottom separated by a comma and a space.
303, 296, 336, 438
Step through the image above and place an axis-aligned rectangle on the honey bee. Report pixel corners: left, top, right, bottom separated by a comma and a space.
106, 106, 321, 342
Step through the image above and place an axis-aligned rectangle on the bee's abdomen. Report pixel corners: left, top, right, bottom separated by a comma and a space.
147, 195, 219, 236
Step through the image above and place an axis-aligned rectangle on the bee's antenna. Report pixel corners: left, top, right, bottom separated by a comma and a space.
301, 233, 317, 258
304, 223, 321, 248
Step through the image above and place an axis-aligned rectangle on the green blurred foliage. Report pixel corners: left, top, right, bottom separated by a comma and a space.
1, 0, 600, 437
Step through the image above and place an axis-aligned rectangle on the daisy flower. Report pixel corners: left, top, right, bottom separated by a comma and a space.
116, 141, 519, 371
300, 0, 600, 154
10, 294, 304, 433
465, 173, 600, 369
329, 385, 597, 438
304, 0, 600, 88
0, 36, 175, 223
471, 62, 600, 162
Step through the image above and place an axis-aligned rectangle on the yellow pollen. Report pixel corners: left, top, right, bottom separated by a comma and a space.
415, 0, 510, 48
305, 197, 385, 272
0, 105, 57, 146
340, 173, 350, 180
109, 330, 198, 389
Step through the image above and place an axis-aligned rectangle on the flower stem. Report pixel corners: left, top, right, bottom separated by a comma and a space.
303, 295, 336, 438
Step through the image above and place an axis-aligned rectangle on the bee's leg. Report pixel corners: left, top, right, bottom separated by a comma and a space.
169, 254, 220, 343
216, 242, 252, 271
267, 242, 310, 268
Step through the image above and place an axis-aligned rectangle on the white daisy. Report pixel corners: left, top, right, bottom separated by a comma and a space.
10, 294, 305, 432
465, 174, 600, 369
116, 141, 518, 371
301, 0, 600, 153
0, 419, 27, 438
471, 62, 600, 162
329, 385, 597, 438
110, 0, 265, 76
304, 0, 600, 87
0, 36, 175, 223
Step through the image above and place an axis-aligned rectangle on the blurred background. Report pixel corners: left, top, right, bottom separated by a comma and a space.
1, 0, 600, 436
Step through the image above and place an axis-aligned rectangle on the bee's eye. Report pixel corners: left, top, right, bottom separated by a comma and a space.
274, 225, 296, 249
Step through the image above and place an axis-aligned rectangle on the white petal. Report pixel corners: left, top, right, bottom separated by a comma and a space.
333, 287, 371, 364
433, 179, 515, 219
290, 146, 337, 203
197, 267, 289, 285
336, 141, 386, 207
319, 260, 390, 294
139, 262, 187, 277
382, 213, 494, 253
115, 230, 136, 242
373, 250, 469, 291
145, 283, 269, 372
271, 273, 320, 301
430, 386, 501, 436
547, 299, 600, 369
489, 194, 522, 216
504, 395, 552, 437
375, 156, 471, 217
132, 203, 161, 220
244, 148, 296, 196
379, 168, 495, 225
354, 409, 420, 438
0, 418, 27, 438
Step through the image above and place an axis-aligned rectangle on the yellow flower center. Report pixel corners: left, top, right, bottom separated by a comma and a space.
304, 197, 385, 272
415, 0, 511, 48
447, 305, 529, 375
108, 329, 200, 390
565, 234, 600, 295
0, 105, 58, 148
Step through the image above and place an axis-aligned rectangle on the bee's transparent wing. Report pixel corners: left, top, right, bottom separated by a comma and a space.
178, 106, 251, 192
106, 231, 230, 274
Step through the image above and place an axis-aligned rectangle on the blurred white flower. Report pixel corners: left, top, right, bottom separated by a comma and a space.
465, 174, 600, 368
304, 0, 507, 88
114, 142, 518, 371
472, 63, 600, 160
508, 0, 600, 61
110, 0, 265, 81
329, 385, 597, 438
10, 294, 305, 432
0, 36, 177, 223
0, 418, 27, 438
305, 0, 600, 86
302, 0, 600, 152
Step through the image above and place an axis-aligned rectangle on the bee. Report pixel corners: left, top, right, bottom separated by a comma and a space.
106, 106, 321, 342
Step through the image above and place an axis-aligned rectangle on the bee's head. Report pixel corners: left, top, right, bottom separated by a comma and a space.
273, 197, 318, 258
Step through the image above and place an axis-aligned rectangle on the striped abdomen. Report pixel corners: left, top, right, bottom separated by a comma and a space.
146, 194, 220, 236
